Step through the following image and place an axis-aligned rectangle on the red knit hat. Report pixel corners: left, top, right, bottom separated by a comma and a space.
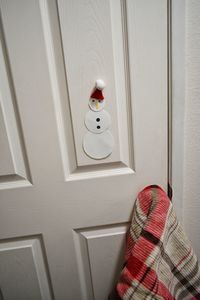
90, 79, 105, 101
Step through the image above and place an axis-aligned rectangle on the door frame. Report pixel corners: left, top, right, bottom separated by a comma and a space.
171, 0, 186, 221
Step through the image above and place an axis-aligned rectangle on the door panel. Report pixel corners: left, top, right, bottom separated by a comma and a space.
0, 0, 168, 299
0, 237, 52, 300
74, 224, 128, 300
0, 26, 30, 185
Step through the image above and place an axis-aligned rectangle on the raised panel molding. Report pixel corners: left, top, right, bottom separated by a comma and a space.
0, 104, 14, 176
39, 0, 134, 181
0, 18, 31, 189
0, 236, 53, 300
73, 223, 128, 300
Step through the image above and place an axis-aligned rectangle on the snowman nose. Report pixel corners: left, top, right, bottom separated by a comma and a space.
95, 101, 99, 109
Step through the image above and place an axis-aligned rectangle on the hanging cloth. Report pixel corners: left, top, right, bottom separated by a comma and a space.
113, 185, 200, 300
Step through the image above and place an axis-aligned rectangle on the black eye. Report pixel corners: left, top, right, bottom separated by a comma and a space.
92, 100, 95, 102
96, 118, 100, 122
97, 126, 101, 129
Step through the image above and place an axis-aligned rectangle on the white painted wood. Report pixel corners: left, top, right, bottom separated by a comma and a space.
0, 30, 29, 181
57, 0, 121, 167
0, 105, 14, 175
171, 0, 186, 221
0, 0, 168, 299
110, 0, 133, 169
126, 0, 168, 187
0, 238, 52, 300
75, 224, 128, 300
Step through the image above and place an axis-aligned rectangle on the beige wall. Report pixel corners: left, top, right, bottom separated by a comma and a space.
173, 0, 200, 258
182, 0, 200, 256
172, 0, 186, 222
172, 0, 200, 257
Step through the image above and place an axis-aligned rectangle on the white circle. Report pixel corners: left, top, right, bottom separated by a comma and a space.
83, 131, 114, 159
89, 99, 105, 112
85, 110, 111, 134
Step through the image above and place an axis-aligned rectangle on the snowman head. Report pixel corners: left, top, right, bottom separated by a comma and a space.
89, 79, 105, 112
89, 98, 105, 111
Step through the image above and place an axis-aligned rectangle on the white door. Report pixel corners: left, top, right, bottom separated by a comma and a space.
0, 1, 168, 299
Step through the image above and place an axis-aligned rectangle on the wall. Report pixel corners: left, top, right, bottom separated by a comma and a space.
182, 0, 200, 256
172, 0, 185, 222
172, 0, 200, 258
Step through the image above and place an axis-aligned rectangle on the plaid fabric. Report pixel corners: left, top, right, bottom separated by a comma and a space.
116, 185, 200, 300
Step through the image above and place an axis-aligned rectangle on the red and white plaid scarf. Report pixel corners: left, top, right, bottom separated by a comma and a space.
114, 185, 200, 299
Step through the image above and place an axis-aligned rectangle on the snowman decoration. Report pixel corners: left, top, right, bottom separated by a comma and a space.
83, 80, 114, 160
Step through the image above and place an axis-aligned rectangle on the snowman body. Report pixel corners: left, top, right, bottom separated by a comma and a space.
83, 82, 114, 160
